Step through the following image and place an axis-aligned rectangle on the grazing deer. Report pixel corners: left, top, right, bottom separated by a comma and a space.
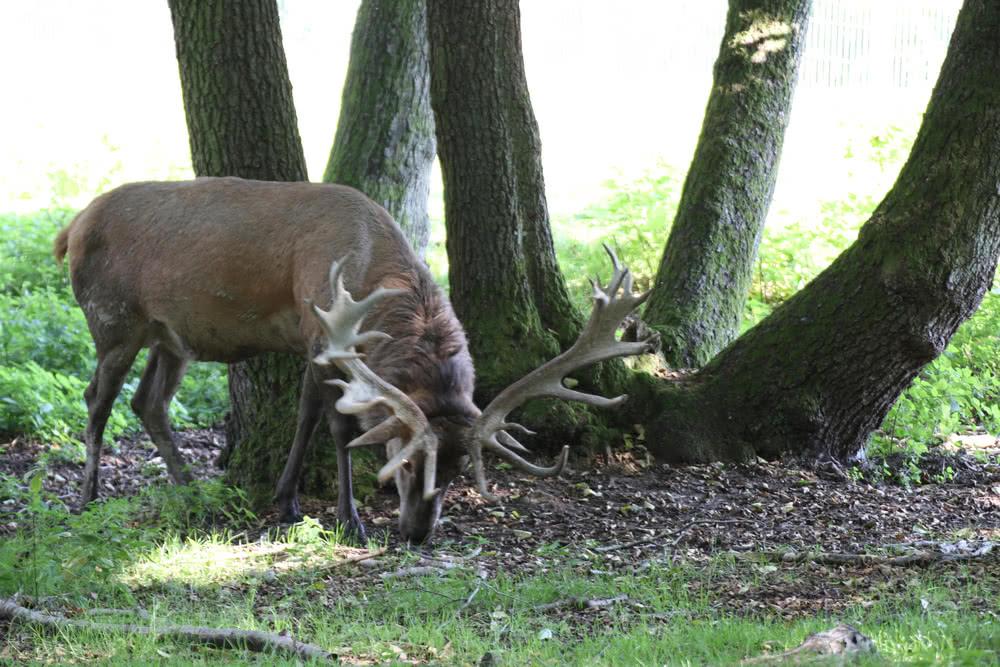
54, 177, 656, 541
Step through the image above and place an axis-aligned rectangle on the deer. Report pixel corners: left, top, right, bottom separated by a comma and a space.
53, 176, 657, 542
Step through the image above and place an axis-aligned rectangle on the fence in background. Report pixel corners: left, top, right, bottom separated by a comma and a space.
801, 0, 960, 89
525, 0, 962, 92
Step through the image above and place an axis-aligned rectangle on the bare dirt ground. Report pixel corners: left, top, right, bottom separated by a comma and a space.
3, 429, 1000, 624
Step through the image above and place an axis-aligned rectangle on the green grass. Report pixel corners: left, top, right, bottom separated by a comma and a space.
2, 486, 998, 664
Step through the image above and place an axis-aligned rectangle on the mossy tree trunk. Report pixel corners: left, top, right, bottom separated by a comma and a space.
168, 0, 306, 182
168, 0, 332, 506
637, 0, 1000, 463
323, 0, 436, 261
644, 0, 811, 368
427, 0, 586, 407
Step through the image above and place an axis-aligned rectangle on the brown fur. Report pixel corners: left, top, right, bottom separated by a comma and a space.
56, 177, 476, 541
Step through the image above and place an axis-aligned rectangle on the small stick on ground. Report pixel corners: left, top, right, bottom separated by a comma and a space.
747, 548, 995, 567
381, 566, 449, 579
82, 608, 150, 618
531, 595, 628, 613
319, 546, 388, 572
596, 519, 752, 552
438, 585, 482, 630
0, 598, 335, 663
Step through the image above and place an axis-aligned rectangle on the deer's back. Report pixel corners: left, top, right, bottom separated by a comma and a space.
60, 177, 420, 362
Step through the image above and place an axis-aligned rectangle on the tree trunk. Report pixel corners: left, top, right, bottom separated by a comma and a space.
323, 0, 436, 261
639, 0, 1000, 463
643, 0, 811, 368
168, 0, 306, 182
168, 0, 334, 506
427, 0, 584, 402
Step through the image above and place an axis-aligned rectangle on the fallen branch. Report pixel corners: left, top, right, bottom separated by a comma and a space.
0, 598, 334, 663
81, 608, 150, 619
596, 519, 752, 552
531, 595, 628, 613
381, 566, 449, 579
319, 546, 388, 572
745, 547, 995, 567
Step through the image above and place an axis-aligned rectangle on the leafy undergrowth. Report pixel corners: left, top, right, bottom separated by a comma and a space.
2, 434, 999, 664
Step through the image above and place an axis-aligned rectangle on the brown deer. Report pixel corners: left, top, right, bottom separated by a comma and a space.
54, 177, 656, 542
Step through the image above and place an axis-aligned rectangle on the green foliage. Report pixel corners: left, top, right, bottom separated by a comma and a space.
552, 161, 682, 309
0, 362, 110, 452
745, 125, 914, 321
136, 479, 257, 534
285, 515, 349, 548
1, 209, 75, 294
750, 198, 865, 308
871, 283, 1000, 458
1, 210, 229, 449
0, 467, 153, 598
0, 472, 256, 601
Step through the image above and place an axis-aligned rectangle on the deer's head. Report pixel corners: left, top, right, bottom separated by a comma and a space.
311, 246, 657, 542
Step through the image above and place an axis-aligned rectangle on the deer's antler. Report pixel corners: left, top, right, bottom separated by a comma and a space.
466, 244, 659, 502
311, 257, 443, 501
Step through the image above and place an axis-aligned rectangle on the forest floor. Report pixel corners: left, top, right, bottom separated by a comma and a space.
3, 428, 1000, 626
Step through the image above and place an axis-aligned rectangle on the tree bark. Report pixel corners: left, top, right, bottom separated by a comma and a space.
644, 0, 811, 368
427, 0, 585, 406
168, 0, 332, 506
168, 0, 306, 182
323, 0, 436, 261
640, 0, 1000, 463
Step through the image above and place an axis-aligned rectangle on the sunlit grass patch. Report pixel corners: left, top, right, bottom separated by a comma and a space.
124, 518, 384, 590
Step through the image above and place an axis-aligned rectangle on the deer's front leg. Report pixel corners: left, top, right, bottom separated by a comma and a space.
333, 419, 366, 543
275, 368, 324, 523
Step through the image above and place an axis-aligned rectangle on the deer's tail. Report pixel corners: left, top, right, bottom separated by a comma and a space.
53, 222, 73, 264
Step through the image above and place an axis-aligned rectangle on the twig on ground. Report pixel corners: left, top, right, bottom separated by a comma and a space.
0, 597, 334, 662
596, 519, 752, 552
381, 565, 449, 579
477, 581, 523, 602
455, 585, 481, 614
409, 546, 483, 564
438, 585, 482, 630
82, 608, 150, 619
531, 595, 628, 613
747, 548, 996, 567
319, 546, 388, 572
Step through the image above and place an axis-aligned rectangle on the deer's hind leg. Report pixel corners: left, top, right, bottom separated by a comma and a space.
80, 336, 144, 504
130, 344, 193, 487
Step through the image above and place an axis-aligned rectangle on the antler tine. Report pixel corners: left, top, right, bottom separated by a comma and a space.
600, 243, 629, 298
465, 245, 659, 501
311, 257, 441, 501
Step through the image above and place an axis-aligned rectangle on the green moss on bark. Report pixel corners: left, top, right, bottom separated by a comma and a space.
323, 0, 435, 259
645, 0, 811, 368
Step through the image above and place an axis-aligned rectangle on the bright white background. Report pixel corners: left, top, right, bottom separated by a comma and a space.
1, 1, 960, 221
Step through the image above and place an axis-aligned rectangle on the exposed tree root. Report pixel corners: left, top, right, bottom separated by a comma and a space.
0, 598, 335, 663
